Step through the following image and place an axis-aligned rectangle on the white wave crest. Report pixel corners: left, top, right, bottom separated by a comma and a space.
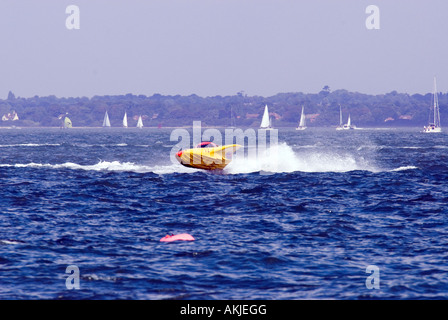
0, 143, 61, 148
0, 240, 24, 245
0, 161, 150, 172
390, 166, 418, 172
0, 160, 198, 174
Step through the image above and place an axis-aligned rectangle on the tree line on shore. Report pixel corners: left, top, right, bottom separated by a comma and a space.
0, 88, 444, 128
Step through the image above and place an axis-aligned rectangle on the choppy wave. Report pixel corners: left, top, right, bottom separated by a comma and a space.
0, 160, 198, 174
0, 143, 388, 174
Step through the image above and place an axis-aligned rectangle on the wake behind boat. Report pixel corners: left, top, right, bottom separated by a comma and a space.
175, 142, 241, 170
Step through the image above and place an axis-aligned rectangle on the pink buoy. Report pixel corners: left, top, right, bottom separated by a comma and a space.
160, 233, 195, 242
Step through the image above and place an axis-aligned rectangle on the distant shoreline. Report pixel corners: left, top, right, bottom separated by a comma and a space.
0, 125, 422, 130
1, 90, 438, 128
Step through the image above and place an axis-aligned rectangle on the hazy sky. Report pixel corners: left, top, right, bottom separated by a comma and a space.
1, 0, 447, 98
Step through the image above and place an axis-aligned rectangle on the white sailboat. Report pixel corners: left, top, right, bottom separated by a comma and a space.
296, 106, 307, 130
136, 115, 143, 128
260, 104, 273, 130
336, 105, 344, 130
123, 112, 128, 128
337, 105, 354, 130
423, 77, 442, 133
103, 111, 111, 127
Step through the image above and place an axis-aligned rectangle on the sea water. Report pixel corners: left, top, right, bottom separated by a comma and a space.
0, 127, 447, 299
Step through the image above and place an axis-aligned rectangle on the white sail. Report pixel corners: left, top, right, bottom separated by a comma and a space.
435, 77, 441, 128
260, 105, 271, 129
423, 77, 442, 133
300, 106, 306, 125
64, 117, 72, 128
296, 106, 306, 130
123, 112, 128, 128
103, 111, 111, 127
339, 105, 343, 126
342, 114, 354, 130
137, 115, 143, 128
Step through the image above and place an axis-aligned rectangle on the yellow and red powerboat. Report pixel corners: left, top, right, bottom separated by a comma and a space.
175, 142, 241, 170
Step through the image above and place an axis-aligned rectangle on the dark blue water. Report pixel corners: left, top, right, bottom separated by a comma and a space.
1, 127, 447, 299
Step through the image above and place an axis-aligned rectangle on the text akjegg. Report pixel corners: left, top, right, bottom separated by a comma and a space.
223, 304, 267, 316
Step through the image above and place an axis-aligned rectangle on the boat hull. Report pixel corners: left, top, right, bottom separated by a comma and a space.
423, 126, 442, 133
175, 144, 241, 170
